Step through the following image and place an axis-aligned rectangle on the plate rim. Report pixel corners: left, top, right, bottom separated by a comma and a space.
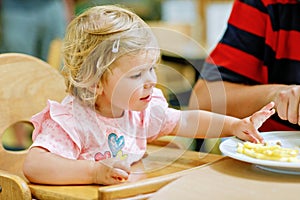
219, 131, 300, 169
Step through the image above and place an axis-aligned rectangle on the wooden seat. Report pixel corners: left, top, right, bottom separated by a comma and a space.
0, 53, 67, 199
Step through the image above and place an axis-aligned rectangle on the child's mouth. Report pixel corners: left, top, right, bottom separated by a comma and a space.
140, 95, 151, 102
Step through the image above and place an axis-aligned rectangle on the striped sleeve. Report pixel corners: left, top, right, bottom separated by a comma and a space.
203, 0, 300, 85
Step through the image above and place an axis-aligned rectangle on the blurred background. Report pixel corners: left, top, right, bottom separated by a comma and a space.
0, 0, 233, 152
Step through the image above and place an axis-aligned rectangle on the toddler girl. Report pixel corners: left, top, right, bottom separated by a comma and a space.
23, 5, 275, 185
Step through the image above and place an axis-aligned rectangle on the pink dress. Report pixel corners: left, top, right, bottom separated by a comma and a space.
30, 88, 181, 164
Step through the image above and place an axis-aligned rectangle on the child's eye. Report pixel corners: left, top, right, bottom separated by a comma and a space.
130, 73, 142, 79
150, 66, 156, 72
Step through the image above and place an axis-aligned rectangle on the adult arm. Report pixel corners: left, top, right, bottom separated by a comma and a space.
189, 79, 300, 125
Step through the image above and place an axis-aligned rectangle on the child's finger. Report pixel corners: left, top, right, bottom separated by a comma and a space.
248, 130, 264, 143
251, 105, 275, 129
113, 160, 131, 174
111, 168, 129, 182
260, 101, 275, 111
239, 124, 264, 143
253, 109, 275, 125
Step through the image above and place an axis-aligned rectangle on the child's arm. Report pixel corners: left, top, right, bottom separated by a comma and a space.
171, 102, 275, 143
23, 147, 130, 185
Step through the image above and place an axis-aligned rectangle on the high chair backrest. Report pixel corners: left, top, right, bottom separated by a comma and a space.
0, 53, 67, 199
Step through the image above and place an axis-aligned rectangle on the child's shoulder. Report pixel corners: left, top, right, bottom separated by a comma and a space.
43, 95, 80, 118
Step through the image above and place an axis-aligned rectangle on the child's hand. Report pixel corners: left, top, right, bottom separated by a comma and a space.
232, 102, 275, 143
92, 158, 131, 185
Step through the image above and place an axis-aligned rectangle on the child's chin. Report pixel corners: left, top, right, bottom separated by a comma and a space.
133, 103, 150, 111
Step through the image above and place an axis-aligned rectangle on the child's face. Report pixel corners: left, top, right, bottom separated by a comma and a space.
97, 50, 158, 117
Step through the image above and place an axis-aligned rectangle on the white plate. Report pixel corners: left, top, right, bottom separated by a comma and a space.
219, 131, 300, 174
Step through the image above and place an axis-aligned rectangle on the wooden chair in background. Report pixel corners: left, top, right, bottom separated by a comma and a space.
0, 53, 67, 199
47, 38, 63, 70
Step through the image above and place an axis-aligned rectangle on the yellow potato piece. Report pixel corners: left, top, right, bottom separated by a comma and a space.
237, 141, 299, 162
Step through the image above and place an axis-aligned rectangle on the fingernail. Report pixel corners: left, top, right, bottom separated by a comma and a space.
117, 177, 125, 182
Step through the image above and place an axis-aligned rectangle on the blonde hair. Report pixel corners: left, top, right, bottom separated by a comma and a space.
62, 5, 159, 105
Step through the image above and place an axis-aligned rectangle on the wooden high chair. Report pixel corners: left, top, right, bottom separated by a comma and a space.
0, 53, 67, 199
0, 53, 213, 200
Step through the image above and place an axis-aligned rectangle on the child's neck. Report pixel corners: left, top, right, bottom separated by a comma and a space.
95, 101, 124, 118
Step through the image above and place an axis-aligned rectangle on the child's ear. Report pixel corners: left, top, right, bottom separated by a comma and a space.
88, 82, 103, 95
95, 81, 104, 95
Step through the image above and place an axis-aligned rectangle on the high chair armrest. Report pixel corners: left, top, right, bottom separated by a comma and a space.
0, 170, 31, 200
149, 136, 195, 150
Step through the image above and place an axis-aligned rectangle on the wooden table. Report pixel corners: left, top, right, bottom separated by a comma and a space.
150, 157, 300, 200
28, 145, 223, 200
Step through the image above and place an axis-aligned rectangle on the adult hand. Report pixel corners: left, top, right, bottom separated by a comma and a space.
274, 85, 300, 125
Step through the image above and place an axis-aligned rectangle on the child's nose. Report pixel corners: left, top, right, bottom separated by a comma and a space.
144, 71, 156, 89
144, 81, 155, 89
144, 76, 156, 89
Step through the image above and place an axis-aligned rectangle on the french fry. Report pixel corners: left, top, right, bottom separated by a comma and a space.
237, 141, 299, 162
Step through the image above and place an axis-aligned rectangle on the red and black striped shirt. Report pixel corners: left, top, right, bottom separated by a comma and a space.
201, 0, 300, 131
